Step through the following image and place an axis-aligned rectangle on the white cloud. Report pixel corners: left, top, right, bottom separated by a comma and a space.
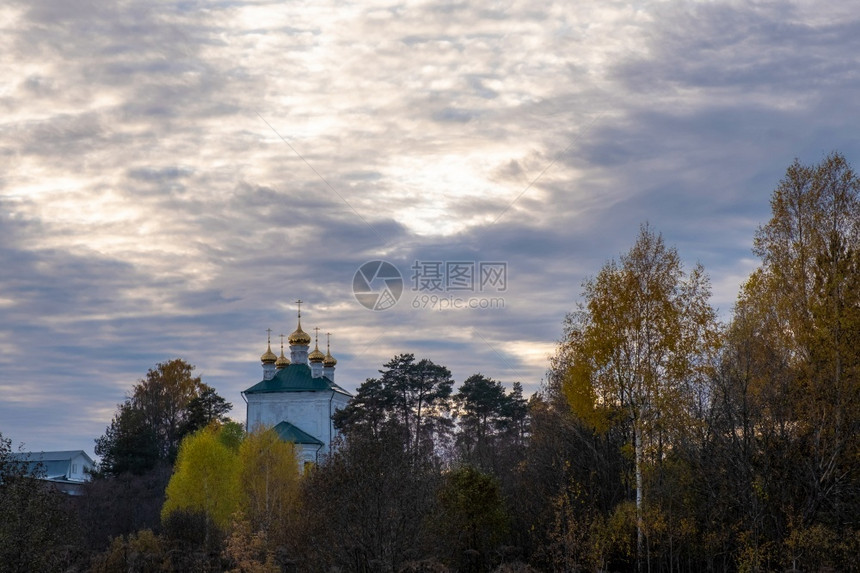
1, 0, 859, 452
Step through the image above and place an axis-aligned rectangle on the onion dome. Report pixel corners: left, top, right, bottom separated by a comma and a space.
288, 319, 312, 346
308, 336, 325, 363
289, 299, 313, 346
275, 335, 290, 369
324, 333, 337, 367
261, 343, 277, 364
323, 350, 337, 367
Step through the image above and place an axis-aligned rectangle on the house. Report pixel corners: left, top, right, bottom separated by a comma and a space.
242, 301, 351, 469
9, 450, 95, 495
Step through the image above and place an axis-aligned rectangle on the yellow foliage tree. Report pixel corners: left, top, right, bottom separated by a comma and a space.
162, 423, 303, 562
238, 427, 301, 545
562, 224, 719, 570
223, 516, 280, 573
161, 425, 240, 531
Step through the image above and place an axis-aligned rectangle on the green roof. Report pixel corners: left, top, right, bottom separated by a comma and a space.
243, 363, 351, 396
272, 421, 324, 446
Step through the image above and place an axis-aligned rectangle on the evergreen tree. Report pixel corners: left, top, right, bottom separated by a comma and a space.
94, 359, 231, 475
333, 353, 454, 456
453, 374, 527, 472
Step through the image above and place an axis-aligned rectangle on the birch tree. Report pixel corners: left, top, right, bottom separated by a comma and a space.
238, 427, 300, 546
562, 224, 719, 571
161, 425, 240, 533
747, 152, 860, 548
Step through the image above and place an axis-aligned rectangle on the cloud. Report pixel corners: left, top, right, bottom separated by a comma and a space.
2, 0, 859, 453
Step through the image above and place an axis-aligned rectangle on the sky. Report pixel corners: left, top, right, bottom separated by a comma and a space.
2, 0, 859, 455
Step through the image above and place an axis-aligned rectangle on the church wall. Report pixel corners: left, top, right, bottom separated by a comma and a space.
296, 443, 320, 470
246, 390, 348, 453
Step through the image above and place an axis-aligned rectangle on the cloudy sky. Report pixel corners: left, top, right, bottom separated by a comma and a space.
2, 0, 859, 454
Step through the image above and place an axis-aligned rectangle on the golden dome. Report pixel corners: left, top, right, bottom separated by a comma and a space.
288, 299, 312, 346
288, 320, 312, 346
275, 335, 290, 369
323, 333, 337, 367
261, 343, 277, 364
323, 350, 337, 367
308, 341, 325, 363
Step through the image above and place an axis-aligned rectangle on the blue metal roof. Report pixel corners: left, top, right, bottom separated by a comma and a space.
8, 450, 94, 482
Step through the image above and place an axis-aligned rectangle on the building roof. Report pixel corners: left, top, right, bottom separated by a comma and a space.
10, 450, 94, 464
8, 450, 94, 482
330, 381, 349, 395
243, 363, 351, 396
272, 421, 324, 446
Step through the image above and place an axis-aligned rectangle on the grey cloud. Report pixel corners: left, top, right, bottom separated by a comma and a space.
9, 112, 108, 160
613, 3, 860, 95
128, 166, 194, 182
4, 0, 860, 455
432, 108, 477, 123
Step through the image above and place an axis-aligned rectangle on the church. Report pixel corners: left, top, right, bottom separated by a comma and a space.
241, 302, 352, 469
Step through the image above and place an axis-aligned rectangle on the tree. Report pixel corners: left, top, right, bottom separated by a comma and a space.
512, 362, 628, 571
331, 376, 393, 440
130, 359, 206, 461
222, 516, 281, 573
334, 354, 454, 456
753, 153, 860, 521
716, 152, 860, 568
161, 425, 240, 534
95, 359, 231, 475
561, 224, 719, 570
431, 466, 510, 572
385, 354, 455, 456
647, 153, 860, 571
89, 528, 164, 573
237, 427, 301, 548
181, 385, 234, 437
159, 425, 304, 568
502, 381, 529, 445
453, 374, 527, 472
0, 433, 81, 572
76, 464, 172, 552
300, 430, 439, 572
454, 374, 508, 468
94, 402, 160, 476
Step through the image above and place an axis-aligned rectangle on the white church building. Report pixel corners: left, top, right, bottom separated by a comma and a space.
242, 302, 351, 468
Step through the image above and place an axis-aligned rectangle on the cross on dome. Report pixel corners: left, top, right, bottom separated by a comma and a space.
288, 299, 311, 346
